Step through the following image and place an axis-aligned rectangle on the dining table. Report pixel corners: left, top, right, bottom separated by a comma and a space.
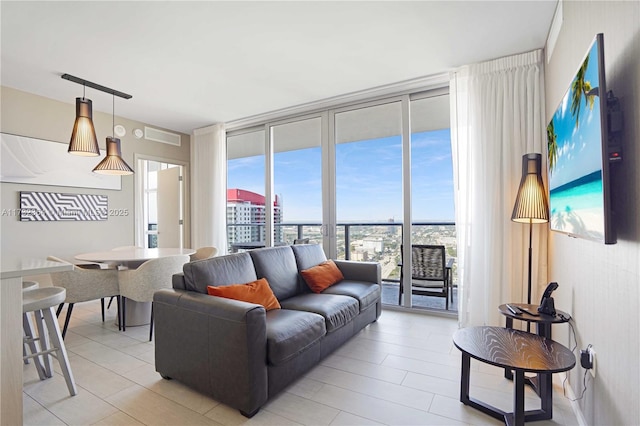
75, 247, 195, 268
75, 247, 195, 326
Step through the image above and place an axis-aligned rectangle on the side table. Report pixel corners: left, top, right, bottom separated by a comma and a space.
498, 303, 570, 339
499, 303, 571, 406
453, 326, 575, 426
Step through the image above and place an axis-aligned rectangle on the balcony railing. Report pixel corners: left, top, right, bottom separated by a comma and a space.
227, 221, 456, 278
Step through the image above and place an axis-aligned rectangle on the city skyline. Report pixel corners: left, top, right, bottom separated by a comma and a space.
227, 128, 454, 222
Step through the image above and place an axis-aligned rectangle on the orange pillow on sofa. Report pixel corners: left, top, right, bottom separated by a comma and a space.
207, 278, 281, 311
301, 260, 344, 293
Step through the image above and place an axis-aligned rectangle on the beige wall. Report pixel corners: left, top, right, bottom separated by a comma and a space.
545, 2, 639, 425
0, 87, 191, 263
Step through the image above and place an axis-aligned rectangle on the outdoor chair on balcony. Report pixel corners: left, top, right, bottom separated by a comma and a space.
293, 238, 310, 244
398, 245, 453, 310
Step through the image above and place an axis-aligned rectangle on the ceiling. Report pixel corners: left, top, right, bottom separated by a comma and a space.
1, 1, 557, 134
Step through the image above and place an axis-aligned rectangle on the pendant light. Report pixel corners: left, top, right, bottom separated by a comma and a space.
68, 83, 100, 156
93, 95, 134, 175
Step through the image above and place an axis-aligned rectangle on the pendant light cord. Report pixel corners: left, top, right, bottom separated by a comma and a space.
112, 94, 115, 138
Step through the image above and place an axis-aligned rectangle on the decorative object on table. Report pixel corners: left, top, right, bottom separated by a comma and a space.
20, 191, 107, 221
0, 133, 121, 190
61, 74, 134, 175
511, 153, 549, 306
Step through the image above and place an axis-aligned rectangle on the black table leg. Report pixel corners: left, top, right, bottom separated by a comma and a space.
514, 370, 525, 426
460, 352, 471, 403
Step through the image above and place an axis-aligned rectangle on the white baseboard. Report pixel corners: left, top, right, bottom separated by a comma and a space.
562, 372, 588, 426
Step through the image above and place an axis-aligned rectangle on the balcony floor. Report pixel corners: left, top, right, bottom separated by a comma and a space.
381, 282, 458, 313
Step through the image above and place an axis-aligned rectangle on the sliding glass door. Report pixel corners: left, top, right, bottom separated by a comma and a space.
226, 88, 455, 312
334, 101, 403, 277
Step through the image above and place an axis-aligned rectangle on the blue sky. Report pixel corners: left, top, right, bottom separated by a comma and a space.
228, 128, 454, 222
549, 40, 604, 190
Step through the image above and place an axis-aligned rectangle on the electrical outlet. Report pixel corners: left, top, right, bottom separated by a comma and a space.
588, 346, 596, 378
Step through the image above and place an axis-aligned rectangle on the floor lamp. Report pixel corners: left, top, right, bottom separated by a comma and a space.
511, 153, 549, 316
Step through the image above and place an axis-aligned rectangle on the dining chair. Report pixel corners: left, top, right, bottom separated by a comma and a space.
398, 245, 451, 310
47, 256, 121, 338
118, 255, 189, 340
190, 246, 218, 261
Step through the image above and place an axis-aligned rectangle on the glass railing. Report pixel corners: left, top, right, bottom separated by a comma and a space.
226, 221, 457, 292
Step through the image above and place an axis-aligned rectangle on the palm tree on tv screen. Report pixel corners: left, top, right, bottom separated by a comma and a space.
570, 56, 597, 129
547, 121, 558, 174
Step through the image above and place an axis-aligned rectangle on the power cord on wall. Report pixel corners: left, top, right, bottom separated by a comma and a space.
562, 320, 591, 401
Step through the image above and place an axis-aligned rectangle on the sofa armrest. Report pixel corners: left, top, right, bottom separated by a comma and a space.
153, 289, 268, 415
333, 260, 381, 285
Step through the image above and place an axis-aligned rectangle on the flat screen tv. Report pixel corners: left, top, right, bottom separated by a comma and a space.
546, 33, 616, 244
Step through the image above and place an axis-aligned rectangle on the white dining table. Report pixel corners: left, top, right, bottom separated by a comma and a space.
75, 247, 195, 326
75, 247, 195, 267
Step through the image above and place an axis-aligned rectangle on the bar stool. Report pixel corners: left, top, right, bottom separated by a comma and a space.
23, 286, 77, 396
22, 281, 42, 370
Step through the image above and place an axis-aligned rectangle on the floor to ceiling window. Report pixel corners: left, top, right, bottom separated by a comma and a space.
226, 87, 455, 313
226, 129, 266, 253
334, 101, 403, 270
271, 116, 323, 245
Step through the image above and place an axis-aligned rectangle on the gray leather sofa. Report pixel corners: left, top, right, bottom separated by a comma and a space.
153, 244, 381, 417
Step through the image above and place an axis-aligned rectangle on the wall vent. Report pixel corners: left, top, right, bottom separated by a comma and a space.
144, 126, 181, 146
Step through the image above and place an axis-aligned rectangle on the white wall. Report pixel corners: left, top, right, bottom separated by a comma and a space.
0, 87, 191, 263
545, 2, 639, 425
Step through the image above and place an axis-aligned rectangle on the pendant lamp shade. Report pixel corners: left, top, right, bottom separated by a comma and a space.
93, 137, 134, 175
511, 153, 549, 224
68, 97, 100, 156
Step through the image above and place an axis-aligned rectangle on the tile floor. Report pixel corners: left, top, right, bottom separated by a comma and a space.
23, 302, 579, 425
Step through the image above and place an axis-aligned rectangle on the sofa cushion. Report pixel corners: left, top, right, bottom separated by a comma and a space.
291, 244, 327, 270
321, 281, 380, 312
207, 278, 281, 311
183, 252, 257, 294
265, 309, 326, 365
301, 260, 344, 293
250, 246, 300, 300
280, 293, 359, 333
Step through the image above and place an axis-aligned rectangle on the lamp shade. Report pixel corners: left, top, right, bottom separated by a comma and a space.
93, 137, 134, 175
511, 153, 549, 223
68, 97, 100, 156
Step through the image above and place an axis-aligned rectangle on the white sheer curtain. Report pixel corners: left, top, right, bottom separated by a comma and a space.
191, 123, 228, 255
450, 49, 548, 328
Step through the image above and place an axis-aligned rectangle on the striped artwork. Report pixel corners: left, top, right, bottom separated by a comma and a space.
20, 191, 108, 221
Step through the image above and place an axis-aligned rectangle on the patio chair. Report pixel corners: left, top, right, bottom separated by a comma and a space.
398, 245, 452, 310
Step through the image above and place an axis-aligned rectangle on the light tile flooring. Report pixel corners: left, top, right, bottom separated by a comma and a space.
23, 302, 579, 425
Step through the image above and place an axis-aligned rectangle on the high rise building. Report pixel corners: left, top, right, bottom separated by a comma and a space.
227, 189, 282, 245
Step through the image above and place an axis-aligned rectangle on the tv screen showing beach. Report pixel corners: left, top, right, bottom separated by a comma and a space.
547, 37, 606, 241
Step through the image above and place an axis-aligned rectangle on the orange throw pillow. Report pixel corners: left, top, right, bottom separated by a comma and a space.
301, 260, 344, 293
207, 278, 280, 311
